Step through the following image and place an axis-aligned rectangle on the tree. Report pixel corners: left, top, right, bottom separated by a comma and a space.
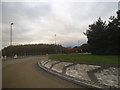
84, 10, 120, 55
106, 10, 120, 54
77, 44, 89, 53
84, 18, 107, 54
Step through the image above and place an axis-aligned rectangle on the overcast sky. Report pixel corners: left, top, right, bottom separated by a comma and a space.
1, 0, 119, 49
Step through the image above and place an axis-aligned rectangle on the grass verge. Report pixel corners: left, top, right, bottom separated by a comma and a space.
49, 53, 119, 65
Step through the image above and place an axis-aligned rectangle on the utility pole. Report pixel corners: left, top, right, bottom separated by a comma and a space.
10, 22, 13, 46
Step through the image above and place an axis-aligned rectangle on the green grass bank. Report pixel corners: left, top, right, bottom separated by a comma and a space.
49, 54, 119, 65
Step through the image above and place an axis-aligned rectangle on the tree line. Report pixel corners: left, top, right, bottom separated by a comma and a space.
2, 44, 68, 56
1, 43, 90, 57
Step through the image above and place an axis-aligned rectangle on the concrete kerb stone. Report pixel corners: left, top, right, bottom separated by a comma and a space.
37, 61, 108, 90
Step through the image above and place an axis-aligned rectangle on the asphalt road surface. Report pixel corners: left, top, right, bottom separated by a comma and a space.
2, 56, 90, 88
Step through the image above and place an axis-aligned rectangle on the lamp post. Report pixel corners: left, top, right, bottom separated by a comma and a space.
78, 40, 80, 46
54, 34, 57, 53
10, 22, 13, 46
55, 34, 56, 45
10, 22, 13, 58
118, 1, 120, 10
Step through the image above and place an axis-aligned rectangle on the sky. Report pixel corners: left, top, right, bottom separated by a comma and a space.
1, 0, 119, 50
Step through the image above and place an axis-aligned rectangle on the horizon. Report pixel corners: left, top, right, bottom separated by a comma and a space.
1, 0, 119, 50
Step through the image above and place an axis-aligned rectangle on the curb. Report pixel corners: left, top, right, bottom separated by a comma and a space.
37, 61, 109, 90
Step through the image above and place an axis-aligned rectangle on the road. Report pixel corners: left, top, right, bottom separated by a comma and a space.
2, 56, 89, 88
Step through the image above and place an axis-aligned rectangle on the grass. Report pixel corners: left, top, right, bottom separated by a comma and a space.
49, 53, 119, 65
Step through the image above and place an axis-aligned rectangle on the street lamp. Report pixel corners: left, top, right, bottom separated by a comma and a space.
10, 22, 13, 46
55, 34, 56, 45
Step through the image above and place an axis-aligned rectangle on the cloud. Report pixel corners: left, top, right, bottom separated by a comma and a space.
1, 1, 118, 49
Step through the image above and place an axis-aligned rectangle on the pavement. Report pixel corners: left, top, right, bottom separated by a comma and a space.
2, 56, 88, 88
38, 56, 120, 89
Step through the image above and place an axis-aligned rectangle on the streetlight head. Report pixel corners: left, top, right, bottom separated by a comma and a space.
11, 22, 13, 25
118, 1, 120, 10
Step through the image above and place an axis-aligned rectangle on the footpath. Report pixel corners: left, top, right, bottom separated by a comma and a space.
38, 56, 119, 89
